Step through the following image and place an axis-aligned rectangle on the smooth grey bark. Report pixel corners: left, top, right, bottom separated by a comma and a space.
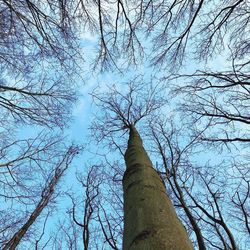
122, 125, 193, 250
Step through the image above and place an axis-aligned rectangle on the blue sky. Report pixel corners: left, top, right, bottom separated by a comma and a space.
42, 27, 243, 247
2, 1, 249, 248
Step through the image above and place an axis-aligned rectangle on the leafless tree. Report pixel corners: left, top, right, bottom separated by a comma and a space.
65, 161, 123, 250
91, 76, 166, 147
77, 0, 249, 69
171, 59, 250, 149
0, 74, 77, 128
0, 0, 79, 71
90, 80, 194, 249
68, 165, 102, 250
183, 168, 238, 250
50, 217, 80, 250
148, 118, 206, 249
130, 0, 249, 68
0, 0, 142, 72
1, 1, 249, 248
230, 161, 250, 237
1, 0, 248, 71
0, 134, 80, 249
80, 74, 250, 249
96, 163, 123, 250
148, 116, 249, 249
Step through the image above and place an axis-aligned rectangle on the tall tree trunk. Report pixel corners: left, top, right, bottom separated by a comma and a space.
3, 146, 77, 249
122, 125, 193, 250
3, 195, 51, 250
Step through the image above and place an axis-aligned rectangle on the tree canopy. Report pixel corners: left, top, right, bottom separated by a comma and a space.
0, 0, 249, 249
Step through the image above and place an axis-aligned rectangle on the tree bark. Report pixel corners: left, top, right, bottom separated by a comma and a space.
2, 145, 78, 249
3, 195, 50, 250
122, 125, 193, 250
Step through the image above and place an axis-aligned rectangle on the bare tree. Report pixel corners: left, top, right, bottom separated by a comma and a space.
1, 0, 248, 71
0, 0, 79, 71
0, 134, 80, 249
68, 165, 102, 250
66, 161, 124, 250
91, 77, 166, 145
131, 0, 249, 68
148, 115, 250, 249
230, 162, 250, 237
1, 1, 249, 249
172, 61, 250, 147
0, 0, 142, 72
0, 74, 77, 128
148, 118, 206, 250
92, 80, 193, 249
